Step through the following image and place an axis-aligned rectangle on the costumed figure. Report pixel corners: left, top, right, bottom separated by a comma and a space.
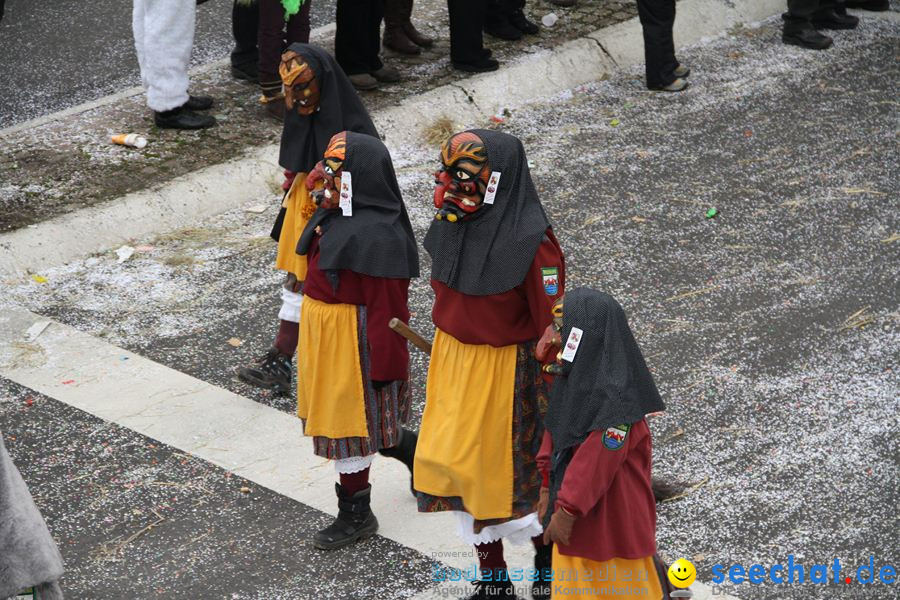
295, 131, 420, 550
0, 432, 65, 600
237, 43, 374, 396
414, 130, 564, 600
535, 289, 674, 599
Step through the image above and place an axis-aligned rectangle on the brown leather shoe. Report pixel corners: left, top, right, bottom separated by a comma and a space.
349, 73, 379, 91
372, 65, 401, 83
384, 0, 422, 54
402, 0, 433, 47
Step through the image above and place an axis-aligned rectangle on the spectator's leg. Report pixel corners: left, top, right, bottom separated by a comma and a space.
448, 0, 488, 64
285, 0, 312, 45
336, 0, 374, 75
368, 0, 386, 71
231, 0, 259, 80
136, 0, 193, 112
258, 0, 286, 99
132, 0, 149, 90
636, 0, 678, 89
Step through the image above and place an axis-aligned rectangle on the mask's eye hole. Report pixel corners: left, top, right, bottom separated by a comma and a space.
455, 169, 471, 181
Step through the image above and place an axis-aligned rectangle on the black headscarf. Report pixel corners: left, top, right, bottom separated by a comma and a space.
296, 132, 419, 283
272, 44, 378, 241
546, 288, 665, 452
423, 129, 550, 296
543, 288, 665, 525
278, 44, 378, 173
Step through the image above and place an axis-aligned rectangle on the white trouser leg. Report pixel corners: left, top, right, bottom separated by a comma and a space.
132, 0, 194, 111
278, 288, 303, 324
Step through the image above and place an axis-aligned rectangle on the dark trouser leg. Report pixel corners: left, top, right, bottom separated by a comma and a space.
231, 0, 259, 68
636, 0, 677, 89
448, 0, 487, 63
337, 0, 383, 75
785, 0, 823, 29
258, 0, 286, 95
368, 0, 385, 71
285, 0, 312, 45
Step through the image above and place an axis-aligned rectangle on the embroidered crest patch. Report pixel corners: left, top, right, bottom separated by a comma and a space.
603, 424, 631, 450
541, 267, 559, 295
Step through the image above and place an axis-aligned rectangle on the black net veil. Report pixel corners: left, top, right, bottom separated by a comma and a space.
423, 129, 550, 296
296, 132, 419, 281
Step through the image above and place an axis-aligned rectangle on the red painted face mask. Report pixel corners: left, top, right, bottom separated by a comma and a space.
536, 296, 565, 375
306, 132, 347, 212
432, 132, 490, 223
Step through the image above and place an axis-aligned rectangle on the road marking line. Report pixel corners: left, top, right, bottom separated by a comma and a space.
0, 306, 738, 599
0, 307, 527, 574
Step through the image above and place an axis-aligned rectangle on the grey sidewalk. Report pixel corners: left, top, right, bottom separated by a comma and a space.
0, 0, 640, 234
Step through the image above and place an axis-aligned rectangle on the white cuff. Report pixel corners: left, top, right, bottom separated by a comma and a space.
453, 511, 542, 545
278, 288, 302, 323
334, 454, 375, 474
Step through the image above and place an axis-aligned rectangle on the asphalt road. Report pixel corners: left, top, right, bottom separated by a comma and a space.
1, 13, 898, 600
0, 0, 336, 129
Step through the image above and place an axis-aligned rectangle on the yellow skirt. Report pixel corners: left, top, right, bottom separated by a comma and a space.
275, 174, 315, 280
296, 296, 369, 438
414, 329, 517, 520
551, 547, 664, 599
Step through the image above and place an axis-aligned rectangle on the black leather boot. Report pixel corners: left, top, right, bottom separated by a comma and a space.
532, 544, 552, 600
313, 484, 379, 550
236, 347, 292, 394
379, 427, 418, 496
812, 9, 859, 29
154, 105, 216, 130
509, 9, 539, 35
782, 24, 833, 49
465, 575, 522, 599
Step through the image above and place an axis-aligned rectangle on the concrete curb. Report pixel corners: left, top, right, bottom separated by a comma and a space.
0, 0, 786, 278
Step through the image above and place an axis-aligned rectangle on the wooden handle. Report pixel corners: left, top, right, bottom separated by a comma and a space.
389, 318, 433, 355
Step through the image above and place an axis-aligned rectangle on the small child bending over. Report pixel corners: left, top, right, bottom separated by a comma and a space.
536, 288, 674, 599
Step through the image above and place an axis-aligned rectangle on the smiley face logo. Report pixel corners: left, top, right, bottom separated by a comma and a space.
667, 559, 696, 588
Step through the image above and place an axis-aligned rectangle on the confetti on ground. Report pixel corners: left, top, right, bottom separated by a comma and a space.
115, 245, 135, 263
23, 320, 51, 341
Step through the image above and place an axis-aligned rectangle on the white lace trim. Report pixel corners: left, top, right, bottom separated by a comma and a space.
278, 288, 302, 323
334, 454, 375, 474
453, 511, 543, 546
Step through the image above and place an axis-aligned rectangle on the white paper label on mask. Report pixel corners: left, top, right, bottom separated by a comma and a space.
483, 171, 501, 205
339, 171, 353, 217
560, 327, 583, 362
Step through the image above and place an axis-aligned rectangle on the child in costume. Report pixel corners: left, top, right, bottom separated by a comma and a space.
414, 130, 564, 600
295, 131, 420, 550
237, 43, 376, 396
536, 289, 673, 599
